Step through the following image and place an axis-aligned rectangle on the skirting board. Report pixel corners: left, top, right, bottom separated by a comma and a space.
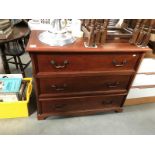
125, 96, 155, 106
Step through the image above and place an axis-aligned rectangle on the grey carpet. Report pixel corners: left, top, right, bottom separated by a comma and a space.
0, 53, 155, 135
0, 103, 155, 135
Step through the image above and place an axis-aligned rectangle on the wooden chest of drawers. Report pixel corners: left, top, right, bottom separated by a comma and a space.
26, 31, 150, 120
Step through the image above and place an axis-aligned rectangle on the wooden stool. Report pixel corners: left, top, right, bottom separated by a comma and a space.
3, 37, 31, 77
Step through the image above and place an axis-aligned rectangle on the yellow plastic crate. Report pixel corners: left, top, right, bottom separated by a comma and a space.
0, 78, 32, 119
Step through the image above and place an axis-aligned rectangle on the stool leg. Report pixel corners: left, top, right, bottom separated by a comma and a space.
0, 45, 11, 74
17, 56, 25, 77
13, 56, 19, 69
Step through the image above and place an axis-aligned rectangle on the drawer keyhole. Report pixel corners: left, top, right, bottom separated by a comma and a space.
50, 60, 69, 69
112, 59, 127, 67
102, 100, 113, 104
107, 82, 120, 88
54, 104, 66, 110
51, 84, 67, 91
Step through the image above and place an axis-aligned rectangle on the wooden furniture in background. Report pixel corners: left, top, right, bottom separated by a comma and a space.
26, 30, 150, 120
3, 38, 31, 77
126, 19, 155, 47
0, 25, 30, 76
82, 19, 133, 46
82, 19, 109, 47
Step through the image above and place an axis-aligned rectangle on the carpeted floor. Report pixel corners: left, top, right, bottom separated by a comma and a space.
0, 102, 155, 135
0, 53, 155, 135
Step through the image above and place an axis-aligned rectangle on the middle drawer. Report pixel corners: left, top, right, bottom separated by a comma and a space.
37, 75, 132, 96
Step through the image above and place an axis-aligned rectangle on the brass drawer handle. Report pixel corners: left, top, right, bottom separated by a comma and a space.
51, 84, 67, 91
107, 82, 120, 88
50, 60, 69, 69
54, 104, 66, 110
112, 60, 127, 67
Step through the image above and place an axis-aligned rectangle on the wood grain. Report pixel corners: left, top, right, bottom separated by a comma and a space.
26, 30, 151, 53
26, 30, 150, 120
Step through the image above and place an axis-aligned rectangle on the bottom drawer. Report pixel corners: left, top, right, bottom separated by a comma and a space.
40, 94, 126, 114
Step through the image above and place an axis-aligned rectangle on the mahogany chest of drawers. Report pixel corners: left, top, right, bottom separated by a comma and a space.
26, 31, 150, 120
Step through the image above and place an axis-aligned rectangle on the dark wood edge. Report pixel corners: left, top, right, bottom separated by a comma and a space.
39, 93, 127, 101
126, 53, 145, 91
120, 53, 145, 107
35, 70, 135, 78
39, 90, 127, 99
37, 107, 123, 120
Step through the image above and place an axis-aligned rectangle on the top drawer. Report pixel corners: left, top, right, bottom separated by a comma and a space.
33, 52, 141, 74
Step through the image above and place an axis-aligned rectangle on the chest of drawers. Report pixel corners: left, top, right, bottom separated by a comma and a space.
26, 31, 150, 120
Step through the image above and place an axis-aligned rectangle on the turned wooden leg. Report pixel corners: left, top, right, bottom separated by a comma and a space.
37, 115, 46, 120
17, 56, 25, 77
13, 56, 19, 69
0, 44, 11, 73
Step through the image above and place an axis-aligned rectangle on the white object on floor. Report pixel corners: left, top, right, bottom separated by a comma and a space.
132, 74, 155, 86
130, 58, 155, 99
137, 58, 155, 73
127, 87, 155, 99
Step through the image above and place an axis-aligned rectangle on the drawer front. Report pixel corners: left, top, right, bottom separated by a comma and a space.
34, 53, 140, 73
38, 75, 131, 96
40, 94, 125, 113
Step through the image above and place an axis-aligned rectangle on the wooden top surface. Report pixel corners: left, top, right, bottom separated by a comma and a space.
0, 26, 30, 44
26, 30, 151, 53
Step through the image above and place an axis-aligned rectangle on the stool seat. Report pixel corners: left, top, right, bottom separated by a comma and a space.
4, 49, 24, 56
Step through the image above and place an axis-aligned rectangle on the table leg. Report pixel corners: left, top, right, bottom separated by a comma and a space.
0, 45, 11, 74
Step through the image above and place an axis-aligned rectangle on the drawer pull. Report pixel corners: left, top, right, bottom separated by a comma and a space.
51, 84, 67, 91
107, 82, 120, 88
50, 60, 69, 69
54, 104, 66, 110
112, 60, 127, 67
